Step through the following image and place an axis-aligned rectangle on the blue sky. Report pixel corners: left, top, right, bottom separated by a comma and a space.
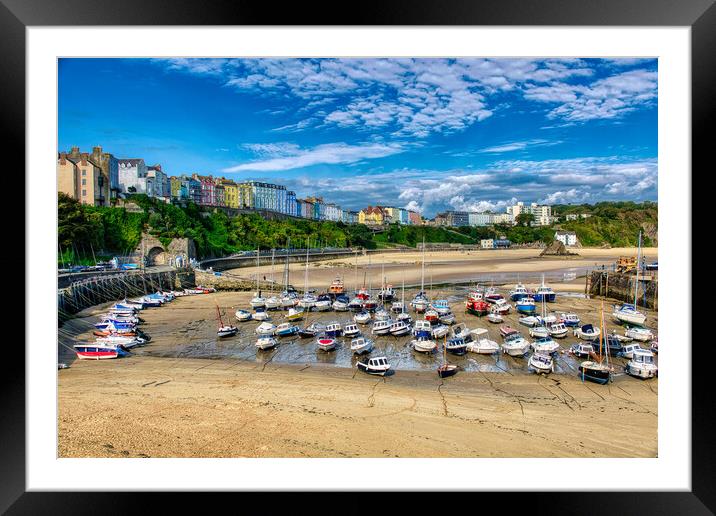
58, 57, 657, 216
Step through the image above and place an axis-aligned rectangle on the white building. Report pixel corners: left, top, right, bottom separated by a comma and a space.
555, 230, 578, 247
480, 239, 494, 249
147, 165, 169, 199
506, 201, 552, 226
469, 212, 493, 226
117, 158, 148, 194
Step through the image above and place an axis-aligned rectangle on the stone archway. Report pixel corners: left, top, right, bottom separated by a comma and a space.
147, 246, 168, 266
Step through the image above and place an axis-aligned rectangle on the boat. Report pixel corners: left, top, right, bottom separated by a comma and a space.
625, 326, 654, 342
574, 324, 600, 340
235, 309, 252, 322
590, 334, 623, 357
531, 336, 559, 354
378, 284, 396, 302
389, 319, 411, 337
425, 308, 440, 324
612, 230, 648, 327
578, 301, 613, 384
74, 343, 129, 360
529, 326, 550, 338
515, 297, 536, 314
324, 322, 343, 338
650, 340, 658, 354
285, 307, 304, 321
413, 320, 432, 338
410, 238, 430, 313
645, 261, 658, 271
280, 291, 299, 309
548, 322, 569, 339
437, 363, 459, 378
343, 323, 361, 338
390, 301, 405, 313
255, 321, 277, 335
486, 311, 504, 324
570, 342, 596, 358
491, 298, 511, 314
249, 261, 266, 307
431, 299, 451, 316
354, 311, 372, 324
373, 307, 391, 321
502, 333, 531, 357
328, 275, 346, 297
255, 336, 278, 350
215, 305, 238, 338
466, 328, 500, 354
533, 275, 556, 303
485, 292, 504, 304
350, 337, 374, 355
397, 312, 412, 324
439, 311, 456, 325
519, 315, 541, 327
499, 325, 519, 338
362, 295, 378, 312
558, 313, 581, 327
529, 352, 554, 374
509, 283, 530, 301
412, 336, 437, 354
348, 297, 364, 312
450, 323, 471, 341
371, 319, 392, 336
299, 322, 324, 338
537, 314, 558, 325
313, 295, 332, 312
275, 322, 300, 337
356, 356, 391, 375
252, 308, 270, 321
316, 336, 336, 352
429, 320, 449, 338
625, 349, 658, 379
95, 335, 145, 348
332, 294, 350, 311
466, 298, 490, 316
299, 241, 316, 309
445, 337, 468, 356
619, 342, 645, 359
264, 296, 281, 310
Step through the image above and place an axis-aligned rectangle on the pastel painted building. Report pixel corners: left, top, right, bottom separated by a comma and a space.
408, 210, 422, 225
192, 174, 216, 205
117, 158, 148, 194
237, 182, 254, 208
219, 179, 240, 208
359, 206, 385, 225
57, 152, 105, 206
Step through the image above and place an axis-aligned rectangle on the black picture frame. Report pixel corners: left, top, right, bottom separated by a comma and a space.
3, 0, 707, 512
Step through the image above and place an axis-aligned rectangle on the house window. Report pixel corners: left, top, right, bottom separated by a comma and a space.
82, 170, 86, 176
82, 179, 86, 185
82, 190, 87, 196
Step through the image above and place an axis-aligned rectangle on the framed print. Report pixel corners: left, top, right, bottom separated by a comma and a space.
3, 0, 710, 512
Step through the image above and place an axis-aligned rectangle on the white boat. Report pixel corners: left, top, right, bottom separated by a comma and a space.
250, 292, 266, 309
612, 303, 647, 326
466, 328, 500, 354
356, 356, 391, 375
412, 337, 437, 354
431, 324, 450, 339
235, 309, 252, 322
255, 336, 278, 350
625, 349, 658, 379
529, 352, 554, 374
372, 319, 392, 336
264, 296, 281, 310
502, 333, 531, 357
298, 294, 317, 309
519, 316, 541, 327
619, 342, 645, 359
548, 322, 569, 339
354, 311, 372, 324
343, 323, 361, 338
316, 336, 336, 352
391, 301, 405, 313
217, 325, 239, 338
285, 307, 304, 321
559, 313, 581, 327
410, 238, 430, 312
348, 297, 364, 311
374, 307, 391, 321
332, 298, 349, 311
313, 299, 332, 311
431, 299, 451, 316
280, 292, 298, 308
275, 322, 300, 337
569, 342, 595, 359
350, 337, 374, 355
439, 311, 456, 325
529, 326, 550, 338
492, 298, 511, 314
625, 326, 654, 342
255, 322, 277, 335
486, 312, 503, 324
396, 312, 412, 324
95, 335, 145, 348
531, 336, 559, 354
537, 314, 558, 325
389, 319, 411, 336
412, 320, 432, 337
252, 309, 270, 321
450, 323, 470, 340
574, 324, 601, 340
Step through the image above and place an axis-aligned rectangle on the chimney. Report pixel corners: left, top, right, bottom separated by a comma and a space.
70, 146, 80, 156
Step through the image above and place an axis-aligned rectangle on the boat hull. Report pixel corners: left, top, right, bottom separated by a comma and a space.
437, 365, 458, 378
578, 364, 612, 384
533, 293, 556, 303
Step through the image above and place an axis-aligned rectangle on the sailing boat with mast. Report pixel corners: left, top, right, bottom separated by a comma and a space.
613, 230, 648, 326
280, 238, 299, 309
216, 304, 239, 338
578, 301, 613, 384
411, 237, 430, 313
437, 336, 458, 378
378, 262, 395, 302
362, 254, 378, 311
265, 248, 281, 310
298, 238, 317, 310
249, 247, 266, 309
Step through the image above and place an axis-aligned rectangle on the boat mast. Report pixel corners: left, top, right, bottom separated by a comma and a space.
256, 246, 260, 295
304, 237, 310, 295
634, 230, 642, 307
354, 250, 358, 294
421, 236, 426, 293
271, 248, 275, 295
284, 237, 290, 291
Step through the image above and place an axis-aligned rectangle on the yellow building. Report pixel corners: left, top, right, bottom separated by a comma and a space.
219, 179, 240, 208
359, 206, 385, 225
57, 152, 104, 206
237, 182, 254, 209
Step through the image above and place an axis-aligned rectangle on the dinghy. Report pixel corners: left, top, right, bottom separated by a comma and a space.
529, 352, 554, 374
343, 323, 361, 338
625, 349, 658, 379
574, 324, 600, 340
255, 336, 278, 350
357, 356, 391, 376
316, 336, 336, 352
350, 337, 374, 355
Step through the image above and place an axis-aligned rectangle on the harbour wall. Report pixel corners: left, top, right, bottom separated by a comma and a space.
199, 250, 358, 271
57, 268, 196, 323
586, 270, 658, 309
193, 270, 292, 292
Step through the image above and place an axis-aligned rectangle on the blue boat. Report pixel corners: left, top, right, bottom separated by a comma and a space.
324, 322, 343, 338
509, 284, 530, 301
533, 285, 556, 303
412, 320, 432, 338
516, 297, 536, 314
275, 323, 300, 337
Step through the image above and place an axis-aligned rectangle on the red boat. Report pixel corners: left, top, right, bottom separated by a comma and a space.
425, 309, 440, 323
499, 325, 519, 338
93, 329, 137, 338
466, 299, 490, 316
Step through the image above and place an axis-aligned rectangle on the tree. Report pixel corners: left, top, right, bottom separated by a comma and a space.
516, 213, 536, 227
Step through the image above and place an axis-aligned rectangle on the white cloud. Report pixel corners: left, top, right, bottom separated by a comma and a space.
478, 139, 561, 154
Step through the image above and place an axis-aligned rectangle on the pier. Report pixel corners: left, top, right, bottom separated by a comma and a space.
586, 270, 658, 309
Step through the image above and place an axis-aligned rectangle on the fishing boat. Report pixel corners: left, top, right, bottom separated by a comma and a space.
373, 307, 391, 321
397, 312, 412, 324
354, 311, 372, 324
389, 319, 411, 337
255, 336, 278, 350
348, 297, 364, 312
500, 325, 519, 339
371, 319, 392, 336
350, 337, 374, 355
533, 275, 556, 303
235, 309, 252, 322
548, 322, 569, 339
570, 342, 596, 358
558, 313, 581, 327
502, 333, 531, 357
343, 323, 361, 338
528, 352, 554, 374
467, 287, 484, 301
529, 326, 550, 338
357, 356, 391, 375
625, 326, 654, 342
413, 320, 432, 338
275, 323, 300, 337
515, 297, 536, 314
485, 292, 504, 304
619, 342, 645, 359
625, 349, 658, 379
466, 328, 500, 354
509, 283, 530, 301
412, 336, 437, 354
324, 322, 343, 338
328, 275, 346, 297
431, 299, 451, 316
313, 294, 332, 312
465, 298, 490, 316
74, 343, 129, 360
491, 298, 512, 314
284, 307, 304, 321
574, 324, 600, 340
255, 321, 277, 335
431, 324, 450, 339
532, 336, 559, 354
299, 322, 324, 338
445, 337, 468, 356
332, 294, 350, 311
578, 302, 613, 385
316, 336, 336, 352
252, 308, 270, 321
439, 311, 456, 325
424, 308, 440, 324
362, 295, 378, 312
519, 315, 541, 327
391, 301, 406, 313
215, 305, 238, 338
450, 323, 470, 340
